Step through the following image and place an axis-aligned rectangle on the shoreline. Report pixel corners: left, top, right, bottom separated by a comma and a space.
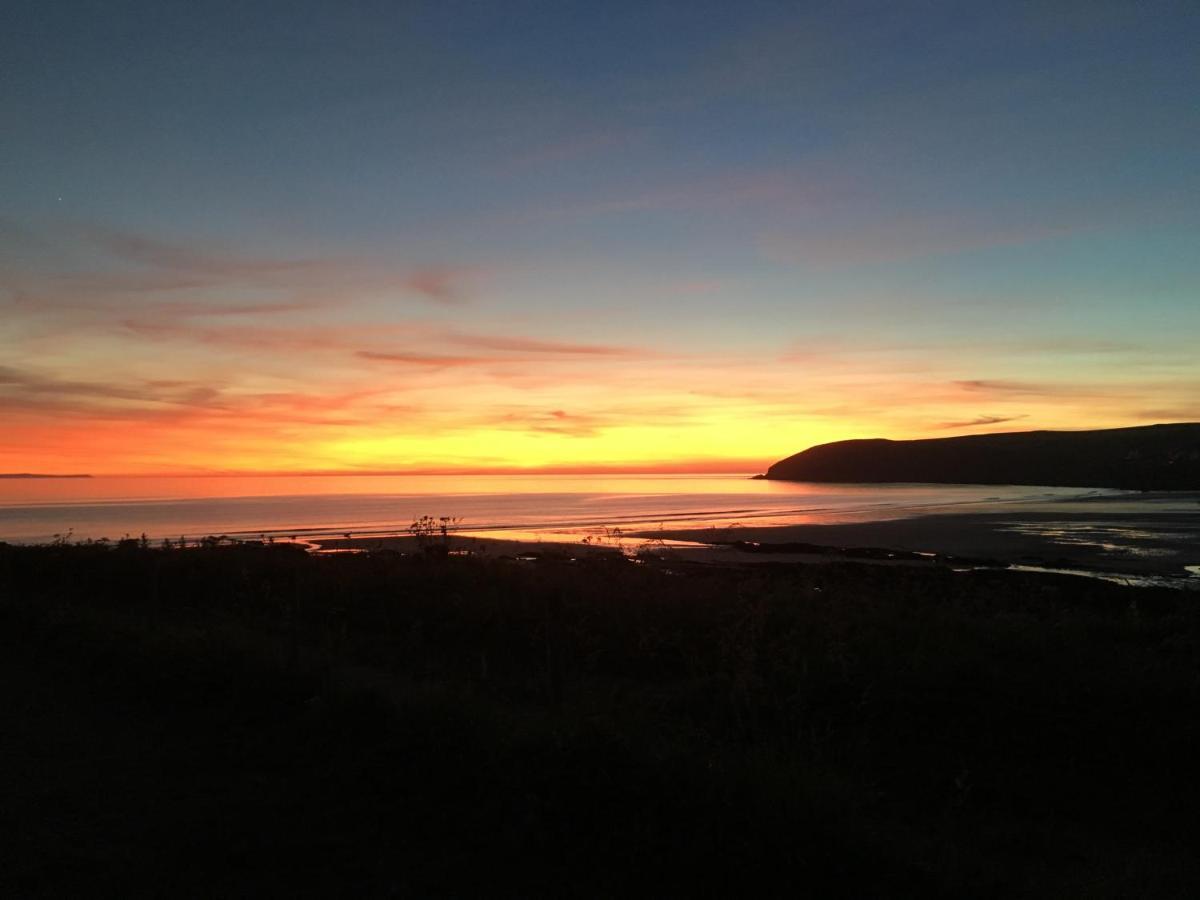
644, 507, 1200, 580
311, 503, 1200, 590
7, 487, 1198, 587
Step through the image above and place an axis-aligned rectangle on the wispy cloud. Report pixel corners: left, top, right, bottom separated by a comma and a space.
443, 332, 641, 356
1135, 408, 1200, 423
355, 350, 492, 368
404, 266, 470, 304
936, 413, 1028, 429
489, 408, 613, 437
120, 319, 379, 351
2, 222, 482, 318
0, 364, 220, 409
112, 315, 646, 367
950, 376, 1118, 400
73, 225, 323, 279
953, 379, 1099, 398
0, 363, 421, 431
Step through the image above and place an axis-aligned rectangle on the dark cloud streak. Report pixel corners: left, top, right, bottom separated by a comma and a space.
444, 332, 641, 356
936, 413, 1028, 429
355, 350, 493, 368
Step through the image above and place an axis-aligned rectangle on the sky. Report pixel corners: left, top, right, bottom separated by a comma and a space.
2, 0, 1198, 474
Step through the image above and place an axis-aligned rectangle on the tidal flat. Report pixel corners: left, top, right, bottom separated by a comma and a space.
650, 506, 1200, 584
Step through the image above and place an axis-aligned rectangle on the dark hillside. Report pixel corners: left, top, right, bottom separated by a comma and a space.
765, 423, 1200, 489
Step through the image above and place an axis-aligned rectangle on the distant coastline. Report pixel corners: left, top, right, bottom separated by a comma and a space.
0, 473, 92, 479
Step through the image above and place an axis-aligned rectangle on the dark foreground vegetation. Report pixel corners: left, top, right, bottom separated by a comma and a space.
2, 541, 1198, 898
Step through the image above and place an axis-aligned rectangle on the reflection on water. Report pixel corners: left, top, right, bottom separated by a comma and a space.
0, 474, 1109, 543
997, 521, 1189, 557
1007, 565, 1200, 591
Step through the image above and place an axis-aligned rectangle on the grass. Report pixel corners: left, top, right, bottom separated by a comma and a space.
1, 540, 1197, 897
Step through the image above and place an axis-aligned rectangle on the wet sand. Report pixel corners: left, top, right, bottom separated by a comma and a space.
650, 508, 1200, 576
313, 533, 624, 559
316, 492, 1200, 582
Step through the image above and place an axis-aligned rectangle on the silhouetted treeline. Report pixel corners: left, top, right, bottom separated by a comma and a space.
1, 540, 1198, 897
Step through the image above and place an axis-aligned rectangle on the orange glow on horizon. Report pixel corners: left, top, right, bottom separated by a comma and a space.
3, 301, 1190, 476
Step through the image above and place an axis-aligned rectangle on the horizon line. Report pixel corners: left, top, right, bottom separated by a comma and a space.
18, 460, 771, 478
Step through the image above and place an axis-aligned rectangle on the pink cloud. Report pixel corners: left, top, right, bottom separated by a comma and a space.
3, 222, 483, 317
404, 266, 470, 304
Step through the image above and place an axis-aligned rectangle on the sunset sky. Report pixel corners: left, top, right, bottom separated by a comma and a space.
3, 1, 1198, 474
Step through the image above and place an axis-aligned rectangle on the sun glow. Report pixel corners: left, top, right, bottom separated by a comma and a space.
1, 298, 1178, 476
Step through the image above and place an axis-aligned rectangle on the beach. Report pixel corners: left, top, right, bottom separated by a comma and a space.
0, 474, 1104, 544
310, 490, 1200, 587
651, 496, 1200, 580
7, 476, 1195, 587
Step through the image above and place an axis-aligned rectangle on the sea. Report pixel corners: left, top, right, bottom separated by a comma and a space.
0, 473, 1125, 545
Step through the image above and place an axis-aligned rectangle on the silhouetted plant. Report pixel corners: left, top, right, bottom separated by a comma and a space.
409, 515, 460, 555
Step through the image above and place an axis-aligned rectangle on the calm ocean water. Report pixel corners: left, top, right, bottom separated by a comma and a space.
0, 474, 1113, 544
